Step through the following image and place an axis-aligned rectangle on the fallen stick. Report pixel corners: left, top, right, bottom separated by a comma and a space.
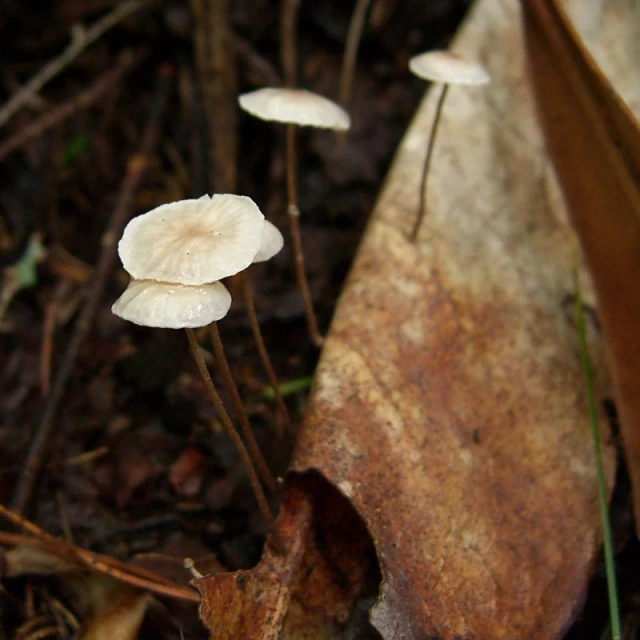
0, 0, 153, 127
0, 504, 200, 602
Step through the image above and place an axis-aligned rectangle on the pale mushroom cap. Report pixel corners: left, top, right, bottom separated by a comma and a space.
112, 279, 231, 329
118, 194, 265, 285
253, 220, 284, 263
409, 51, 490, 86
238, 88, 351, 131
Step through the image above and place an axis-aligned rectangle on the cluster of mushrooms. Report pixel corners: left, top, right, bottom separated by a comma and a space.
113, 194, 283, 522
113, 194, 281, 330
111, 49, 489, 522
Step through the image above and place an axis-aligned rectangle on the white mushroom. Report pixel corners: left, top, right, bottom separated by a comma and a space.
111, 279, 231, 329
407, 50, 489, 242
238, 89, 350, 347
238, 88, 351, 131
253, 220, 284, 263
409, 50, 490, 86
112, 194, 278, 525
118, 194, 265, 286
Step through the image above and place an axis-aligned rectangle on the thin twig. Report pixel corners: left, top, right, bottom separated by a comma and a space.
40, 284, 61, 397
280, 0, 301, 88
0, 504, 200, 602
208, 321, 276, 490
208, 0, 237, 191
0, 0, 153, 128
185, 329, 273, 525
241, 271, 292, 435
231, 34, 282, 88
0, 503, 56, 540
73, 547, 200, 602
189, 0, 209, 195
11, 65, 174, 515
0, 51, 137, 162
191, 0, 238, 192
334, 0, 370, 154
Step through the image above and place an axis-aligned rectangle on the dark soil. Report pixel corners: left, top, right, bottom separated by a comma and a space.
0, 1, 634, 638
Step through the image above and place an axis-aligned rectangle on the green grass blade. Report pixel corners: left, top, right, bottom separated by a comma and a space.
262, 375, 313, 400
574, 263, 621, 640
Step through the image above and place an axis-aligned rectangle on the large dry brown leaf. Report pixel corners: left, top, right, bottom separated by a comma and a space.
291, 0, 621, 637
522, 0, 640, 529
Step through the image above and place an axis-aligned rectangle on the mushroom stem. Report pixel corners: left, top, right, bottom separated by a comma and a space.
185, 328, 273, 525
208, 321, 276, 490
241, 270, 293, 435
410, 83, 449, 243
285, 123, 324, 347
285, 123, 299, 213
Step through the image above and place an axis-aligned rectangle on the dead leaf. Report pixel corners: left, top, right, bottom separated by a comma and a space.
4, 540, 79, 576
194, 481, 314, 640
288, 0, 620, 637
194, 475, 377, 640
522, 0, 640, 528
0, 233, 46, 323
78, 579, 151, 640
169, 446, 206, 497
1, 536, 151, 640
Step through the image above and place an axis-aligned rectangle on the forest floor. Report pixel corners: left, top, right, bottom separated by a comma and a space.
0, 1, 635, 638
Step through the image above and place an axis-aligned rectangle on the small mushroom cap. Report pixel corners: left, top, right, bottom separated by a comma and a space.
112, 279, 231, 328
253, 220, 284, 263
118, 194, 265, 285
238, 88, 351, 131
409, 51, 490, 86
